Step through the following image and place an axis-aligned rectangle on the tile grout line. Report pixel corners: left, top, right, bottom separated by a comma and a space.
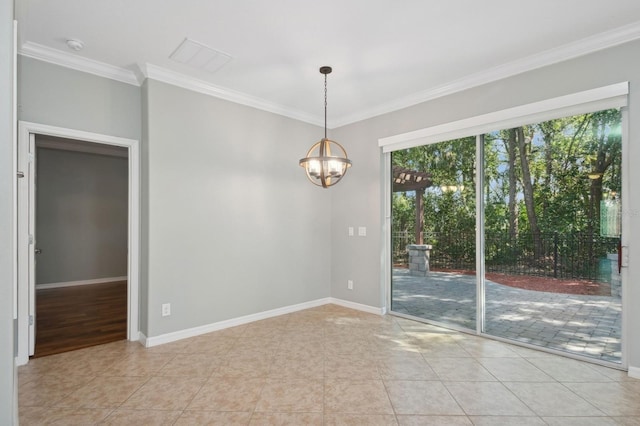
17, 305, 639, 424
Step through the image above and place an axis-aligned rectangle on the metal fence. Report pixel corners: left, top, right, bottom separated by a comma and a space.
392, 231, 619, 282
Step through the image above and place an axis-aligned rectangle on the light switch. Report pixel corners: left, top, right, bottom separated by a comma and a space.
348, 227, 354, 237
358, 226, 366, 237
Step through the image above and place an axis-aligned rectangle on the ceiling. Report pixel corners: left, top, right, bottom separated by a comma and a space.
15, 0, 640, 128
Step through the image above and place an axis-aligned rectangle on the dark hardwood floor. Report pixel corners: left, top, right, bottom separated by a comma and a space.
33, 281, 127, 358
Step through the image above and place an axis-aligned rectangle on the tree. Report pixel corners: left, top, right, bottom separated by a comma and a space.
515, 126, 543, 260
391, 108, 622, 276
584, 110, 622, 235
506, 129, 518, 242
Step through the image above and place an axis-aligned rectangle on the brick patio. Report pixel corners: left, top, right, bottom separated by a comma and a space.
391, 269, 622, 362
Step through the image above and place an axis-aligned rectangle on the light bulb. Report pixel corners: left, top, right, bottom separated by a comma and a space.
308, 160, 321, 177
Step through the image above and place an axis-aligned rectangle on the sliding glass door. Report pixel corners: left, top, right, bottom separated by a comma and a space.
387, 100, 625, 365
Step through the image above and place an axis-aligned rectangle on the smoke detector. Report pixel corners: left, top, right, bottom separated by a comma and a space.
66, 39, 84, 51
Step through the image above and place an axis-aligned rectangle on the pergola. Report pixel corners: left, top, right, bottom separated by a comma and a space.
392, 166, 433, 245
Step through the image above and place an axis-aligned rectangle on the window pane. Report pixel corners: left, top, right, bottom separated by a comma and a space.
391, 137, 476, 330
483, 109, 622, 363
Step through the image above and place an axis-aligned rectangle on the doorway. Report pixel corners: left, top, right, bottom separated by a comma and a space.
17, 122, 140, 365
33, 136, 129, 357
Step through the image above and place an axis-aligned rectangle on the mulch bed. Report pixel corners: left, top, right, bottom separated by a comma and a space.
424, 267, 611, 296
484, 272, 610, 296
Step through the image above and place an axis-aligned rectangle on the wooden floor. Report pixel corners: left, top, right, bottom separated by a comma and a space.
33, 281, 127, 358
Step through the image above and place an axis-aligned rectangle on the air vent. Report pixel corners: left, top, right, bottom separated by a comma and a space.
169, 38, 232, 73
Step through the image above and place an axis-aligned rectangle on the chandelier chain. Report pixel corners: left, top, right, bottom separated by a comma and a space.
324, 73, 327, 139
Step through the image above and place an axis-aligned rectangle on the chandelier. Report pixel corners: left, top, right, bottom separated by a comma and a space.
299, 66, 352, 188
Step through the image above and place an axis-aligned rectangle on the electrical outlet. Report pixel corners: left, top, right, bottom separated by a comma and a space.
161, 303, 171, 317
358, 226, 366, 237
347, 280, 353, 290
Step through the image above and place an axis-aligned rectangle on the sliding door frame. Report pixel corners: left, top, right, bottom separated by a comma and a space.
380, 82, 629, 369
475, 134, 485, 335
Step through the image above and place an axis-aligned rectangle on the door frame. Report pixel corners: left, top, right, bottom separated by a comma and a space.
16, 121, 140, 365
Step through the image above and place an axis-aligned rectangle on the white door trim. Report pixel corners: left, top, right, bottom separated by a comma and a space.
16, 121, 140, 365
620, 106, 630, 370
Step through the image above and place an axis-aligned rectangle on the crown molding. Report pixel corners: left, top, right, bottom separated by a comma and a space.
16, 42, 324, 125
19, 41, 139, 86
332, 20, 640, 128
138, 63, 324, 127
17, 20, 640, 128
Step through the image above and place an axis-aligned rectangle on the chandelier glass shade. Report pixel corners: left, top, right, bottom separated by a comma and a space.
300, 138, 351, 188
299, 66, 352, 188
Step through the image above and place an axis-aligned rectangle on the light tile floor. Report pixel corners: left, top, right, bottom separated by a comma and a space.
18, 304, 640, 425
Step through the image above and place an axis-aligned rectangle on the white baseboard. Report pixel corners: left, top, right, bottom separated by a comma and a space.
143, 297, 385, 348
328, 297, 386, 315
129, 330, 142, 343
144, 298, 331, 347
138, 332, 148, 347
628, 366, 640, 379
36, 276, 127, 290
15, 354, 27, 367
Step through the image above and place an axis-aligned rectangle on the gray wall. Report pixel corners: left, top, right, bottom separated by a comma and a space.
17, 56, 332, 341
16, 37, 640, 374
18, 56, 141, 366
142, 79, 331, 337
140, 81, 150, 335
0, 0, 16, 422
330, 39, 640, 371
18, 56, 141, 141
35, 145, 128, 285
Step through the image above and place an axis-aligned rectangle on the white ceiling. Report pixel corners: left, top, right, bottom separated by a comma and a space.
15, 0, 640, 127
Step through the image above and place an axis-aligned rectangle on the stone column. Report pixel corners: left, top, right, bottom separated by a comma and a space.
608, 253, 621, 297
407, 244, 432, 276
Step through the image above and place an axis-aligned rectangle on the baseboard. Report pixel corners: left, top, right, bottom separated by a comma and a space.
138, 332, 148, 347
143, 297, 386, 348
328, 297, 386, 315
36, 276, 127, 290
144, 297, 332, 347
628, 366, 640, 379
15, 354, 27, 367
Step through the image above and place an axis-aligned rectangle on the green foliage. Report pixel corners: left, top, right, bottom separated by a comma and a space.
391, 109, 622, 279
391, 192, 415, 236
392, 136, 476, 239
484, 110, 621, 235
